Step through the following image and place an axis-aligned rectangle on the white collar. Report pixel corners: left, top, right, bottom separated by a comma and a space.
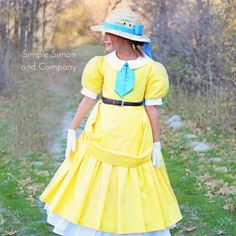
105, 50, 151, 71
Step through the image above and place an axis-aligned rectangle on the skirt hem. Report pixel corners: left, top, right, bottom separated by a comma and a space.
43, 202, 179, 236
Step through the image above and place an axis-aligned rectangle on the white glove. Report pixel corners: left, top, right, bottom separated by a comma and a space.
152, 141, 163, 168
65, 128, 76, 160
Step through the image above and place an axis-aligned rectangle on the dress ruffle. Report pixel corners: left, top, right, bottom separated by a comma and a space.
44, 203, 174, 236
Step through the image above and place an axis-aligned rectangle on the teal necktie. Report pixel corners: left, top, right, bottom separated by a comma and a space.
114, 62, 135, 98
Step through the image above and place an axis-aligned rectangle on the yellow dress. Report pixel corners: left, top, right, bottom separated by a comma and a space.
39, 51, 182, 235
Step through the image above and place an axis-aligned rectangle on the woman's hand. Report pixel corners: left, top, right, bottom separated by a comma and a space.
152, 141, 163, 168
65, 128, 76, 160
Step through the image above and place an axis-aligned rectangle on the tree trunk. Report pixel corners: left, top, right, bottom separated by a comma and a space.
159, 0, 168, 45
42, 0, 48, 51
19, 0, 29, 50
0, 0, 8, 52
12, 0, 20, 49
27, 0, 35, 50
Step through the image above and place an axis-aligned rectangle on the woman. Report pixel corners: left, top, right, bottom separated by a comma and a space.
39, 8, 182, 236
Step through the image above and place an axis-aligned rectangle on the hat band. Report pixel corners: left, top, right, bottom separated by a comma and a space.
103, 22, 144, 36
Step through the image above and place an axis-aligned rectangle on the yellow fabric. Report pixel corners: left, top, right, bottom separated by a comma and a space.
144, 62, 169, 100
81, 56, 104, 94
39, 56, 182, 234
86, 138, 151, 168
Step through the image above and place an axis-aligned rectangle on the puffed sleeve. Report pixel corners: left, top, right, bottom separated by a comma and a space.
80, 56, 104, 99
144, 61, 169, 105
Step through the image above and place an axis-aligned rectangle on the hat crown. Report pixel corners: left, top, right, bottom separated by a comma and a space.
105, 9, 139, 29
90, 8, 151, 44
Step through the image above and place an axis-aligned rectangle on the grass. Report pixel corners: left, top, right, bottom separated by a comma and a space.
166, 83, 235, 131
162, 112, 236, 235
0, 150, 55, 235
0, 44, 235, 235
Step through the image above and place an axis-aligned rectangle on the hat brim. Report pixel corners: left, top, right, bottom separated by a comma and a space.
90, 25, 151, 43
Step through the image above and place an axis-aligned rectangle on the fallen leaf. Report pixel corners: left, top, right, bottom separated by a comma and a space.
216, 186, 236, 196
205, 179, 225, 191
184, 225, 196, 232
5, 229, 18, 235
216, 229, 226, 235
195, 173, 211, 182
185, 168, 192, 175
223, 198, 236, 212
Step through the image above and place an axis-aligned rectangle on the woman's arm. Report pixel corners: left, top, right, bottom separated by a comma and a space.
144, 105, 160, 142
69, 96, 96, 130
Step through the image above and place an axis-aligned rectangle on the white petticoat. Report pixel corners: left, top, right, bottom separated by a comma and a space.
43, 203, 175, 236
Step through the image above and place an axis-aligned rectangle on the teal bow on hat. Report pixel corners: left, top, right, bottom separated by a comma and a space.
103, 22, 152, 58
115, 62, 135, 98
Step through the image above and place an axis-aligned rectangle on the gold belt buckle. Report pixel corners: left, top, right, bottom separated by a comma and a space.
121, 100, 124, 106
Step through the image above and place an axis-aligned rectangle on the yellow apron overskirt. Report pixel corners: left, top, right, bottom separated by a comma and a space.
39, 100, 182, 234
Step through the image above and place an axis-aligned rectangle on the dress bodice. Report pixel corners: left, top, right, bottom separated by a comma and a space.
80, 51, 169, 104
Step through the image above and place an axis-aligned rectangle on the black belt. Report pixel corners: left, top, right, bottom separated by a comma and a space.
102, 96, 143, 106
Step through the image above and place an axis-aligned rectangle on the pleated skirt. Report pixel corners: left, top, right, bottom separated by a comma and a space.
39, 100, 182, 235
